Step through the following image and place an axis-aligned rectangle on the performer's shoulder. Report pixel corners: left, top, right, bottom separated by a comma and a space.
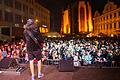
23, 30, 28, 35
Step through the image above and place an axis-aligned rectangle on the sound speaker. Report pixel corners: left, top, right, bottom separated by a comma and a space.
58, 60, 74, 72
0, 58, 18, 69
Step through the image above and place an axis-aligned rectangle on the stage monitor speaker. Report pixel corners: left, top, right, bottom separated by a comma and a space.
0, 58, 18, 69
58, 60, 74, 72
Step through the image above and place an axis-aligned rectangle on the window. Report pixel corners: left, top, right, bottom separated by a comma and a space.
15, 14, 22, 23
80, 7, 85, 27
0, 0, 2, 4
30, 0, 33, 4
104, 17, 105, 20
110, 23, 112, 29
31, 0, 33, 4
26, 0, 28, 2
0, 10, 2, 20
5, 11, 13, 22
110, 14, 112, 19
23, 5, 28, 14
109, 6, 111, 10
119, 12, 120, 16
114, 13, 116, 17
4, 0, 13, 7
29, 8, 34, 15
106, 15, 108, 19
114, 23, 116, 29
80, 7, 84, 20
15, 1, 22, 10
104, 24, 106, 29
23, 4, 26, 12
1, 27, 10, 36
106, 24, 108, 29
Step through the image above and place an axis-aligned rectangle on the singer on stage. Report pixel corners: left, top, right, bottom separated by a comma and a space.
23, 19, 44, 80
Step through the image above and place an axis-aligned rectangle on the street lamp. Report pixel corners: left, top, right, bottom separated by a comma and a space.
35, 19, 40, 27
35, 19, 38, 23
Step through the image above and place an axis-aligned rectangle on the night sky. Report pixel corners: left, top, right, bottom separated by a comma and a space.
37, 0, 120, 32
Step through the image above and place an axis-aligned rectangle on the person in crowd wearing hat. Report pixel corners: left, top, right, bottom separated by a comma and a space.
23, 19, 44, 80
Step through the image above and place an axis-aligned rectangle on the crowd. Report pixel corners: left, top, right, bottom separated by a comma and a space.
0, 38, 120, 67
42, 38, 120, 67
0, 39, 28, 64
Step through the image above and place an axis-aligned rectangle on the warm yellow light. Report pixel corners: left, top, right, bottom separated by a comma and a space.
87, 35, 90, 37
53, 36, 57, 37
63, 10, 70, 34
35, 19, 38, 23
48, 36, 51, 37
88, 20, 93, 32
45, 28, 48, 33
88, 2, 93, 32
88, 12, 93, 32
39, 27, 48, 33
111, 34, 114, 37
42, 28, 45, 33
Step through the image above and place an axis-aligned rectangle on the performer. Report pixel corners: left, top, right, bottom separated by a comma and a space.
23, 19, 44, 80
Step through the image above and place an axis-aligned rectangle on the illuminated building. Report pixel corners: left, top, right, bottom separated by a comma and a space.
93, 1, 120, 36
0, 0, 50, 39
61, 0, 93, 34
61, 9, 71, 34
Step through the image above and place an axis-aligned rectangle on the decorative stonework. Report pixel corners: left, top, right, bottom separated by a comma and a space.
103, 2, 117, 13
94, 11, 100, 17
93, 1, 120, 37
61, 0, 93, 34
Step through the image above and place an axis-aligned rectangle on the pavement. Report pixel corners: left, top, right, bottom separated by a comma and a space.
0, 64, 120, 80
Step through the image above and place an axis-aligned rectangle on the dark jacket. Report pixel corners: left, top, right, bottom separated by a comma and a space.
23, 27, 43, 54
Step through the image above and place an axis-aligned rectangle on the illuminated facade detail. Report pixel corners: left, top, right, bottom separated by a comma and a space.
61, 10, 71, 34
61, 0, 93, 34
78, 1, 87, 32
78, 0, 93, 33
93, 1, 120, 36
0, 0, 50, 39
87, 2, 93, 32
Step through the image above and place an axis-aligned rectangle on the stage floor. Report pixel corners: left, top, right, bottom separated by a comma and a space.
0, 64, 120, 80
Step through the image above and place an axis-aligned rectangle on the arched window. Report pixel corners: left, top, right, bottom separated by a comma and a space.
110, 23, 112, 29
114, 23, 116, 29
80, 7, 85, 27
